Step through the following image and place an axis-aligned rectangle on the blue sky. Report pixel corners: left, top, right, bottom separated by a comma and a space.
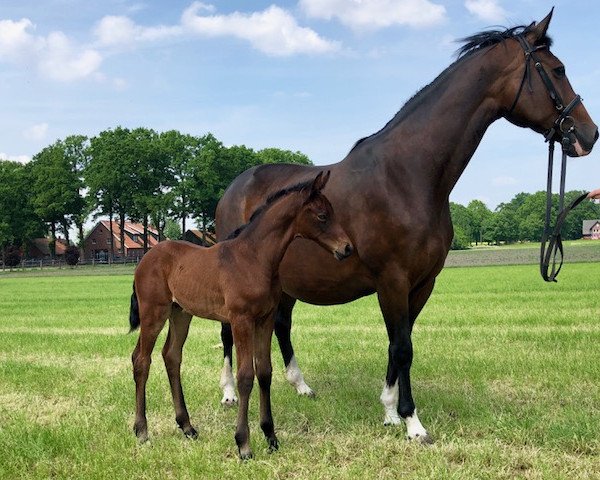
1, 0, 599, 209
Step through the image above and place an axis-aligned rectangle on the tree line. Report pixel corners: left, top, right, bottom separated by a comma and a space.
450, 192, 600, 249
0, 127, 311, 262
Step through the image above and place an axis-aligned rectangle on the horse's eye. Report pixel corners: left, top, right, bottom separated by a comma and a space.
553, 66, 566, 78
317, 213, 327, 222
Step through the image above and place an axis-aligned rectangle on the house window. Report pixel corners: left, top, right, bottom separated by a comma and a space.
107, 239, 111, 245
92, 239, 96, 245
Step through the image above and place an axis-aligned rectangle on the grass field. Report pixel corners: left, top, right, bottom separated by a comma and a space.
0, 261, 599, 479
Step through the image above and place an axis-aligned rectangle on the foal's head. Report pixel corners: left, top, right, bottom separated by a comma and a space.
296, 171, 353, 261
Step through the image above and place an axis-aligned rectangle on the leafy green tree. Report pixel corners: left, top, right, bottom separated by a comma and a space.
256, 148, 311, 165
562, 190, 600, 240
450, 224, 470, 250
467, 199, 492, 245
29, 140, 86, 256
164, 219, 182, 240
449, 202, 474, 248
0, 160, 45, 262
488, 206, 519, 244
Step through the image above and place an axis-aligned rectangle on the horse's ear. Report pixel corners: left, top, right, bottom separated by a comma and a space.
310, 170, 330, 194
527, 8, 554, 43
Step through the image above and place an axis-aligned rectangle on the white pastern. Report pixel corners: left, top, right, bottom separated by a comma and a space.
380, 381, 401, 425
219, 356, 237, 406
285, 356, 315, 397
404, 410, 431, 443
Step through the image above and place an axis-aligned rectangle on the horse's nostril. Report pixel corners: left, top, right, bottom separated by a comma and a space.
344, 243, 354, 257
594, 128, 599, 143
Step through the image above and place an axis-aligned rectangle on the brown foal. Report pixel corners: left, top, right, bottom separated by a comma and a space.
129, 171, 352, 459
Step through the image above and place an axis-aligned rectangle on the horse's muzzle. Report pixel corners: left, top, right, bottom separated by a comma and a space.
334, 243, 354, 261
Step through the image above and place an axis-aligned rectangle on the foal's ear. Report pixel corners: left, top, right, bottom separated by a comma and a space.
527, 8, 554, 43
310, 170, 331, 194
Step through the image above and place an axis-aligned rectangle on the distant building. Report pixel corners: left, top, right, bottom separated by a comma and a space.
582, 220, 600, 240
183, 229, 217, 247
28, 237, 69, 259
84, 221, 159, 260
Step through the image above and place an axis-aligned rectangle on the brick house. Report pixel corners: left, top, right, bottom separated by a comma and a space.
84, 221, 159, 260
27, 237, 69, 259
582, 220, 600, 240
183, 229, 217, 247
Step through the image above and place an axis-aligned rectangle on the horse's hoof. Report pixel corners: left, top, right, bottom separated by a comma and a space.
183, 426, 199, 439
239, 450, 254, 461
133, 424, 149, 443
410, 432, 434, 445
267, 437, 279, 453
221, 395, 238, 407
383, 414, 402, 426
295, 383, 315, 397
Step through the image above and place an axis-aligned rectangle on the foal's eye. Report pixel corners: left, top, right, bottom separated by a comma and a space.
553, 66, 566, 78
317, 213, 327, 222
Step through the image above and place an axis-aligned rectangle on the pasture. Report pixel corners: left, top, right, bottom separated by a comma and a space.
0, 262, 598, 479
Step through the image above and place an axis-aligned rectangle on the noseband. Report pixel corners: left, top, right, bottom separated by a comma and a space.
508, 35, 588, 282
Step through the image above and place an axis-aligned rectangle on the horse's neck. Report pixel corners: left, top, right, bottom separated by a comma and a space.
353, 51, 505, 201
234, 195, 301, 278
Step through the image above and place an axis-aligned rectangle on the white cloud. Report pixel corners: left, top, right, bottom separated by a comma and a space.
0, 18, 102, 81
94, 15, 182, 48
181, 3, 340, 56
464, 0, 507, 23
23, 123, 49, 141
492, 175, 518, 187
299, 0, 447, 30
0, 152, 31, 164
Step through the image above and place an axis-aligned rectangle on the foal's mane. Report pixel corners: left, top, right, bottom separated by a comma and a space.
349, 23, 553, 152
225, 179, 314, 240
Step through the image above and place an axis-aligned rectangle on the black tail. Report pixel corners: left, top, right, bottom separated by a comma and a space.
129, 282, 140, 332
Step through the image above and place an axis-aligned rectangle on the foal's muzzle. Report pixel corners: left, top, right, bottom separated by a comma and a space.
334, 243, 354, 261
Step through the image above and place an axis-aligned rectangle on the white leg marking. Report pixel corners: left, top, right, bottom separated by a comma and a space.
404, 409, 431, 442
285, 356, 315, 397
380, 381, 401, 425
219, 356, 237, 406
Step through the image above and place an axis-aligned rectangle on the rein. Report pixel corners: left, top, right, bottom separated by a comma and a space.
509, 35, 587, 282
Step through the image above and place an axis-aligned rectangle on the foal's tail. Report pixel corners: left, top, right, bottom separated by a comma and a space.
129, 282, 140, 332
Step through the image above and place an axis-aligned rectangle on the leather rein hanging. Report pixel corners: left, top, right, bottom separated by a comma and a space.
508, 35, 587, 282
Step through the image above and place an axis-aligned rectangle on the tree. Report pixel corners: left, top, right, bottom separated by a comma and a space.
0, 161, 45, 262
256, 148, 311, 165
29, 140, 86, 256
449, 202, 474, 248
466, 200, 492, 245
450, 224, 470, 250
487, 206, 519, 244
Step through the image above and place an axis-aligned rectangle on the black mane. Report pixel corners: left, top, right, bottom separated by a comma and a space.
225, 179, 314, 240
350, 23, 552, 152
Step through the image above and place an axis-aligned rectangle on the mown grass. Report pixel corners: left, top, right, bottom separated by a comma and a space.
0, 262, 598, 479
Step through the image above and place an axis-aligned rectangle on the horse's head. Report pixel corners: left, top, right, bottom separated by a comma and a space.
502, 9, 598, 157
295, 171, 353, 261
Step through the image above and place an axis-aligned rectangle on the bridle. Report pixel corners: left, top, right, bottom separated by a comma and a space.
508, 34, 588, 282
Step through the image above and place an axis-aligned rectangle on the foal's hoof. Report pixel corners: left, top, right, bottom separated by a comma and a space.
410, 432, 434, 445
133, 425, 149, 444
238, 450, 254, 461
182, 426, 199, 440
295, 383, 316, 397
267, 437, 279, 453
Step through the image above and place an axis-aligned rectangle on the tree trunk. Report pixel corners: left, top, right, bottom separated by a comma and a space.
182, 214, 186, 238
119, 212, 126, 257
143, 215, 149, 253
201, 212, 206, 244
77, 221, 84, 259
109, 209, 115, 261
61, 218, 70, 244
50, 222, 57, 258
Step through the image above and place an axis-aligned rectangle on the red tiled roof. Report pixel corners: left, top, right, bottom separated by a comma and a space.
97, 221, 159, 250
30, 237, 69, 256
187, 229, 217, 245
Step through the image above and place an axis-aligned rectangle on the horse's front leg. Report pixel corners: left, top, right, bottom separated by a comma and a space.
254, 313, 278, 452
219, 323, 238, 406
377, 272, 432, 444
231, 317, 255, 460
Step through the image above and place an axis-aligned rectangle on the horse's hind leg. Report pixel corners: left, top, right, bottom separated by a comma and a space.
274, 294, 314, 397
219, 323, 238, 406
132, 303, 169, 443
254, 314, 278, 452
162, 305, 197, 439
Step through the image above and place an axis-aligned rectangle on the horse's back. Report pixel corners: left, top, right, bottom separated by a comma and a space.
216, 163, 321, 241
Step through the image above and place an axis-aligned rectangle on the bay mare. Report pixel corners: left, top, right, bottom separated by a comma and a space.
215, 11, 598, 442
129, 172, 353, 459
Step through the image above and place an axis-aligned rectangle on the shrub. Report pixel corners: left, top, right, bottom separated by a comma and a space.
65, 246, 80, 266
4, 245, 22, 267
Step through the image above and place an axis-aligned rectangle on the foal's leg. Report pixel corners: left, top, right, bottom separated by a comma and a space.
377, 271, 433, 444
231, 317, 255, 460
132, 303, 170, 443
162, 305, 197, 439
219, 323, 238, 406
274, 294, 314, 397
254, 315, 278, 452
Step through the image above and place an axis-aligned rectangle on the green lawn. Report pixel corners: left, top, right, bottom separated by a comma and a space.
0, 263, 599, 479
